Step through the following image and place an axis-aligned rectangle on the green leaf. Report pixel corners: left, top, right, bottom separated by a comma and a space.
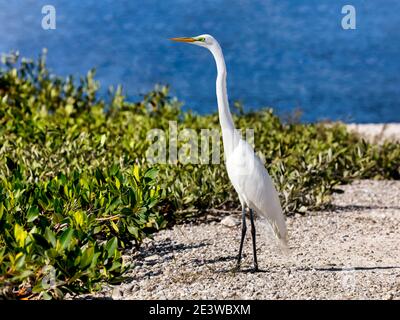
26, 206, 39, 222
100, 134, 107, 147
45, 227, 57, 247
110, 164, 119, 176
15, 254, 26, 270
133, 165, 140, 181
14, 224, 28, 247
42, 292, 52, 300
110, 220, 119, 233
115, 177, 121, 190
127, 226, 139, 239
105, 237, 118, 259
144, 168, 158, 180
64, 185, 69, 198
0, 203, 4, 220
59, 228, 74, 250
109, 261, 122, 272
80, 246, 94, 269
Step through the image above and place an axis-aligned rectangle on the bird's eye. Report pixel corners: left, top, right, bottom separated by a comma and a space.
197, 37, 206, 42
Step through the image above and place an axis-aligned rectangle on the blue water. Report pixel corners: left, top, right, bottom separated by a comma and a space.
1, 0, 399, 122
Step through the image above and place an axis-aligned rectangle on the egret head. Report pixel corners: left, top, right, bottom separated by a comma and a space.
170, 34, 216, 49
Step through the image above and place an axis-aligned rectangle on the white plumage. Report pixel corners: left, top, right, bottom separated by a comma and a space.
171, 34, 288, 270
226, 135, 287, 244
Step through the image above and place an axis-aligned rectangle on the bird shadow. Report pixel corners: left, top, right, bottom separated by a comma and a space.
192, 255, 237, 266
72, 295, 114, 301
328, 204, 400, 212
297, 266, 400, 272
234, 268, 269, 274
191, 253, 400, 274
190, 254, 271, 274
215, 266, 270, 274
136, 241, 210, 260
214, 264, 400, 275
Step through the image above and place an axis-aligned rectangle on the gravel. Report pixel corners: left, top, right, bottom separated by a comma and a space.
77, 180, 400, 300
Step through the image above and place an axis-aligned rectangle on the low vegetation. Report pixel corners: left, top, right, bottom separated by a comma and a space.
0, 51, 399, 299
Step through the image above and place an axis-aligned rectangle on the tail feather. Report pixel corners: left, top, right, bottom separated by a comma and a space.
253, 203, 289, 254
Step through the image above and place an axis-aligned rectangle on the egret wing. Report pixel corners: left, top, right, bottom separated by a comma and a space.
227, 140, 287, 245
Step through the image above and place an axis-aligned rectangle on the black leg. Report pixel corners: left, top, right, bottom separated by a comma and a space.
236, 206, 247, 270
249, 209, 259, 272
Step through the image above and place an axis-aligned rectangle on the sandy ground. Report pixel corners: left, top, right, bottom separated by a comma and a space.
346, 123, 400, 143
78, 180, 400, 300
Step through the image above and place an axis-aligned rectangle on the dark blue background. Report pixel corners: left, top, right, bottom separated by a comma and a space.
1, 0, 399, 122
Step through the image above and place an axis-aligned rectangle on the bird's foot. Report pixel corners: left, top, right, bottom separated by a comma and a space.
251, 264, 259, 273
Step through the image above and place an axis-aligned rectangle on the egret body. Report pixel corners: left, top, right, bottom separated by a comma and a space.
171, 34, 287, 271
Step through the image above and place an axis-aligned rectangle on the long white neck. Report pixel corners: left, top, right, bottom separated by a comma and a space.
209, 42, 238, 156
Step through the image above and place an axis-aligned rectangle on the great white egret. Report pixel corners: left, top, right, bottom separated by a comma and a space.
171, 34, 287, 271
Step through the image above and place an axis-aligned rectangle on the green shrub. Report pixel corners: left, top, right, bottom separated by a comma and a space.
0, 164, 163, 299
0, 51, 399, 299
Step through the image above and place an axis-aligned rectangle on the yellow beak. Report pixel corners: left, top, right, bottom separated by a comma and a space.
170, 37, 196, 43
